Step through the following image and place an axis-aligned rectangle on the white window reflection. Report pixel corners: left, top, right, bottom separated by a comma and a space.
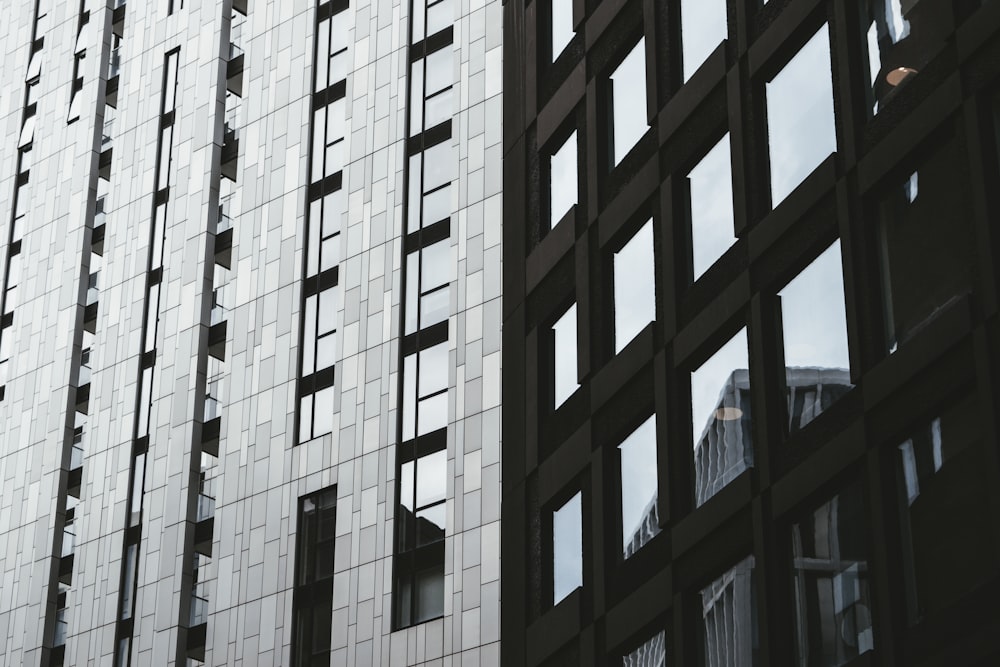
765, 24, 836, 207
779, 240, 853, 433
550, 130, 577, 230
551, 0, 574, 61
619, 416, 660, 558
552, 303, 578, 408
701, 555, 757, 665
689, 134, 735, 280
680, 0, 727, 81
552, 491, 582, 604
610, 39, 648, 166
613, 219, 655, 352
622, 631, 666, 667
691, 328, 751, 507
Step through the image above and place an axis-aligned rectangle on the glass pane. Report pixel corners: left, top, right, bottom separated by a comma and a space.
791, 482, 873, 665
613, 219, 655, 353
422, 141, 454, 192
689, 134, 735, 280
766, 24, 836, 207
550, 131, 577, 230
415, 449, 447, 508
552, 303, 578, 408
425, 47, 452, 95
303, 293, 318, 375
121, 544, 138, 620
418, 342, 448, 397
411, 58, 425, 135
424, 88, 452, 130
896, 395, 994, 624
312, 386, 334, 437
315, 18, 330, 91
691, 328, 751, 507
318, 287, 338, 335
316, 332, 336, 371
399, 460, 414, 510
422, 184, 451, 226
779, 241, 853, 433
405, 254, 419, 335
130, 452, 146, 525
416, 504, 446, 545
403, 354, 416, 441
409, 154, 423, 232
420, 287, 449, 330
551, 0, 574, 60
701, 556, 757, 667
418, 391, 448, 436
299, 393, 314, 443
414, 565, 445, 622
681, 0, 727, 81
610, 39, 647, 166
421, 240, 450, 292
623, 631, 666, 667
620, 416, 660, 558
426, 0, 452, 37
552, 491, 583, 604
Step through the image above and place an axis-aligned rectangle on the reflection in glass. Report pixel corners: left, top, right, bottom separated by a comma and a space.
779, 241, 853, 432
614, 220, 655, 352
681, 0, 727, 81
553, 491, 582, 604
623, 631, 666, 667
691, 328, 751, 507
552, 0, 574, 60
552, 303, 578, 408
550, 131, 577, 230
791, 482, 873, 666
701, 555, 757, 667
766, 24, 836, 207
610, 39, 648, 166
863, 0, 949, 114
620, 416, 660, 558
896, 396, 995, 624
689, 134, 735, 280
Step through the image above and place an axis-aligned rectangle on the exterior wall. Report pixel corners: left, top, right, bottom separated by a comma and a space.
0, 0, 501, 666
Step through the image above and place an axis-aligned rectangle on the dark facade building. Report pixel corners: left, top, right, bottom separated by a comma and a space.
501, 1, 1000, 666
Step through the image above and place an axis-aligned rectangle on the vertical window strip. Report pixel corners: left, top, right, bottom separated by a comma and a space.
113, 48, 179, 667
296, 0, 348, 446
392, 0, 454, 630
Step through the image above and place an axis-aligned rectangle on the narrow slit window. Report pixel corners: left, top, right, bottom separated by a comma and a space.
688, 133, 735, 280
613, 219, 655, 353
609, 39, 647, 166
552, 491, 582, 605
551, 303, 578, 409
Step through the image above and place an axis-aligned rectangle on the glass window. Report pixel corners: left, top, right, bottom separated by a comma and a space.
791, 481, 873, 665
680, 0, 727, 81
552, 491, 582, 604
302, 285, 339, 377
622, 631, 666, 667
402, 342, 450, 441
619, 416, 660, 558
863, 0, 948, 115
610, 39, 648, 166
405, 239, 450, 335
701, 556, 757, 666
163, 51, 179, 115
876, 132, 974, 354
779, 240, 852, 433
425, 0, 452, 38
551, 0, 574, 60
689, 134, 735, 280
398, 449, 447, 549
691, 328, 751, 507
895, 395, 995, 624
765, 24, 836, 207
613, 219, 655, 353
312, 98, 346, 181
552, 303, 578, 409
307, 188, 343, 278
18, 115, 35, 149
120, 543, 137, 620
549, 130, 577, 230
293, 487, 336, 667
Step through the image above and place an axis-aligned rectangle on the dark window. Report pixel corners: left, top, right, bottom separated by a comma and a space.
701, 556, 758, 666
293, 488, 337, 667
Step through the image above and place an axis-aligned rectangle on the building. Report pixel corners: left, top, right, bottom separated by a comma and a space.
501, 0, 1000, 666
0, 0, 501, 665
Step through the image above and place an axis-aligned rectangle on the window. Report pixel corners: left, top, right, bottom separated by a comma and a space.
411, 0, 453, 43
895, 395, 996, 624
551, 0, 574, 61
405, 238, 450, 335
791, 481, 873, 665
410, 45, 454, 135
18, 115, 36, 149
302, 286, 339, 378
613, 219, 655, 353
408, 140, 455, 233
609, 38, 648, 166
292, 488, 336, 667
876, 131, 974, 353
622, 631, 666, 667
691, 327, 751, 507
701, 556, 757, 666
315, 8, 349, 92
680, 0, 727, 81
778, 240, 852, 432
619, 415, 659, 558
765, 24, 836, 207
402, 342, 449, 441
552, 491, 582, 604
312, 97, 346, 181
688, 134, 735, 280
299, 386, 335, 443
551, 303, 578, 409
548, 130, 577, 230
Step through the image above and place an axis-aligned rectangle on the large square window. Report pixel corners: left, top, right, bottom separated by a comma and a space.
552, 491, 583, 605
766, 25, 836, 207
680, 0, 727, 81
619, 415, 660, 558
688, 133, 735, 280
691, 328, 752, 507
609, 39, 648, 166
613, 219, 655, 352
779, 240, 852, 433
701, 556, 757, 666
791, 481, 874, 665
